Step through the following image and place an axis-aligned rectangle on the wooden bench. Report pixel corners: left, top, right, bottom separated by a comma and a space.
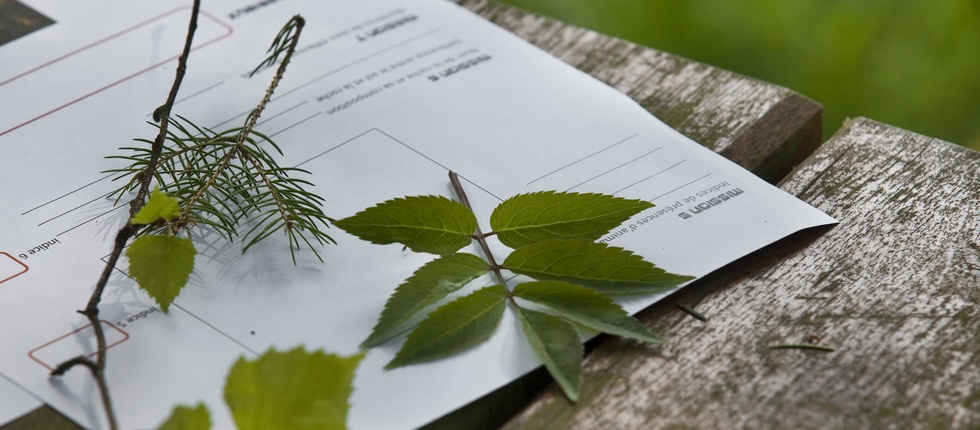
497, 117, 980, 429
12, 2, 977, 429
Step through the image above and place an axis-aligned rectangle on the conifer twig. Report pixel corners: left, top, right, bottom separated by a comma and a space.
52, 9, 315, 430
181, 16, 313, 262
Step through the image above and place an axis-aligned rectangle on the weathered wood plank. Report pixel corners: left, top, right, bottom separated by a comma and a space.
502, 118, 980, 430
3, 407, 77, 430
454, 0, 823, 183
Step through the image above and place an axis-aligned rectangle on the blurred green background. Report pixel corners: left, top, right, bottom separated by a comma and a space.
497, 0, 980, 150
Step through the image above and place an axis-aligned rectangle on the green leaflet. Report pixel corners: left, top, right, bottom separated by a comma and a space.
126, 234, 195, 313
490, 191, 652, 248
157, 403, 211, 430
513, 281, 665, 344
132, 188, 182, 225
517, 308, 583, 401
342, 183, 694, 403
334, 195, 476, 255
387, 285, 507, 369
363, 253, 490, 348
224, 347, 364, 430
503, 239, 694, 294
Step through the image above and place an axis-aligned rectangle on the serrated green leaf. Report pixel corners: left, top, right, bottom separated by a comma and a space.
517, 307, 582, 401
132, 188, 182, 224
224, 347, 364, 430
490, 191, 653, 248
334, 195, 476, 255
503, 239, 693, 294
126, 235, 195, 313
387, 285, 507, 369
157, 403, 211, 430
513, 281, 665, 344
363, 253, 490, 348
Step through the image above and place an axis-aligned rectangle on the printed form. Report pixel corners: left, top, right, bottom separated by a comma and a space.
0, 0, 836, 428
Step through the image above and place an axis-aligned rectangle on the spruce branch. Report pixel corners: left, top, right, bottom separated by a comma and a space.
52, 9, 324, 430
107, 15, 332, 262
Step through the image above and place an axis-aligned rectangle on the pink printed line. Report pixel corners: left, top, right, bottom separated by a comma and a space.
28, 320, 130, 371
0, 8, 233, 138
0, 252, 29, 284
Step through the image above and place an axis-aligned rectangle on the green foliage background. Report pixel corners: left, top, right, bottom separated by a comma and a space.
497, 0, 980, 150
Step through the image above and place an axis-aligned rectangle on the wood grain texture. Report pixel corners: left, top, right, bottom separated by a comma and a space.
502, 118, 980, 430
454, 0, 823, 183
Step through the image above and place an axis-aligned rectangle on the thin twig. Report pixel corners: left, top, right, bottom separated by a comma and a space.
51, 2, 203, 429
138, 0, 202, 211
50, 356, 98, 375
768, 343, 836, 352
676, 303, 708, 322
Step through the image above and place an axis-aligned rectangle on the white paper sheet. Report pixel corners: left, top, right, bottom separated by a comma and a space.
0, 1, 837, 428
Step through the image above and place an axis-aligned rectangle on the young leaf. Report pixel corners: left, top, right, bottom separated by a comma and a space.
132, 188, 182, 225
517, 307, 583, 401
387, 285, 507, 369
334, 195, 477, 255
363, 253, 490, 348
503, 239, 693, 294
513, 281, 665, 344
224, 347, 364, 430
490, 191, 653, 248
126, 234, 195, 312
157, 403, 211, 430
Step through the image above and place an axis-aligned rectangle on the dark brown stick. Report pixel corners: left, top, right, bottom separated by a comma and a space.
51, 2, 203, 429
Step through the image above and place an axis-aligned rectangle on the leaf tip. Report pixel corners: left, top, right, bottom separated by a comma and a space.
359, 337, 381, 350
382, 358, 404, 371
565, 388, 580, 403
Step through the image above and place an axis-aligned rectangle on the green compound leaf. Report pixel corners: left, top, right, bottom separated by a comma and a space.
132, 188, 182, 225
334, 195, 477, 255
490, 191, 653, 248
363, 253, 490, 348
157, 403, 211, 430
126, 234, 195, 313
387, 285, 507, 370
517, 307, 582, 401
224, 347, 364, 430
513, 281, 665, 345
503, 239, 693, 294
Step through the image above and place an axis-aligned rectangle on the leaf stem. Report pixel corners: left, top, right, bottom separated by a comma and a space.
50, 2, 203, 429
449, 172, 510, 295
